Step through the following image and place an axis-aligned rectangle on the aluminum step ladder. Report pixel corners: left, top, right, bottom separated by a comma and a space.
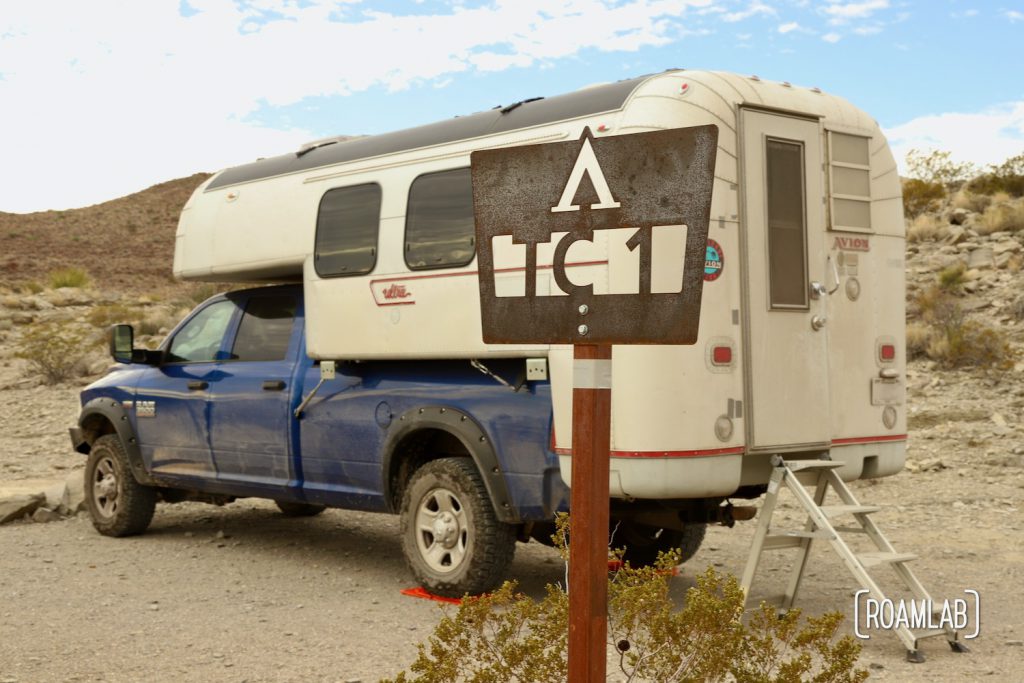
740, 455, 969, 663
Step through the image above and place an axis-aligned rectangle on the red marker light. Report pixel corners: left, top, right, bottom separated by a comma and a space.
712, 346, 732, 366
880, 344, 896, 361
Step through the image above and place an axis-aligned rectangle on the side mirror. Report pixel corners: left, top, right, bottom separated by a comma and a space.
109, 324, 135, 364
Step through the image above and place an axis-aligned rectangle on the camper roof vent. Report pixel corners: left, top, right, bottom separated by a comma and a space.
296, 135, 362, 158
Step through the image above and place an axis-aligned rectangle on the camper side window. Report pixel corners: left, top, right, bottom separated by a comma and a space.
315, 184, 382, 277
405, 167, 475, 270
828, 132, 872, 232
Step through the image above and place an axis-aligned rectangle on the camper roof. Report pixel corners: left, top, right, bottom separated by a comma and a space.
206, 74, 652, 191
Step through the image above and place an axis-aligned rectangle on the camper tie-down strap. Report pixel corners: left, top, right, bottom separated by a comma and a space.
573, 359, 612, 390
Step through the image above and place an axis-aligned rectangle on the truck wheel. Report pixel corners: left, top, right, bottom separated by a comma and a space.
275, 501, 327, 517
85, 434, 157, 537
400, 458, 516, 598
616, 521, 707, 568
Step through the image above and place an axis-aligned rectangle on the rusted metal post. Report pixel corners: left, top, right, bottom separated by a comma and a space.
568, 343, 612, 683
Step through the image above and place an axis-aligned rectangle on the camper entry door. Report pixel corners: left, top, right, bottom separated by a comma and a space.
741, 109, 831, 451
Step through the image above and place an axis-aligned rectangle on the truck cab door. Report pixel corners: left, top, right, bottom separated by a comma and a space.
134, 298, 239, 480
207, 291, 301, 492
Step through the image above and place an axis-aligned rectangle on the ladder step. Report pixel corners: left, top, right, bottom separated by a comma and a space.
781, 460, 845, 472
819, 504, 881, 518
857, 551, 918, 568
833, 525, 869, 534
912, 628, 951, 641
763, 530, 834, 550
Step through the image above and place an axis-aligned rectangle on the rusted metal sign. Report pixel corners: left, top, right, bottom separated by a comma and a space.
471, 124, 718, 345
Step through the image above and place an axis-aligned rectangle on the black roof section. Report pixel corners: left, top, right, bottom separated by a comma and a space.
206, 74, 652, 191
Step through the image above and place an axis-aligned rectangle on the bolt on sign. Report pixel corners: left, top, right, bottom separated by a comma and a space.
471, 125, 718, 345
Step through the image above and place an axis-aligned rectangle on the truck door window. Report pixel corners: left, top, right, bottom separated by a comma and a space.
229, 294, 297, 362
166, 300, 236, 363
765, 138, 809, 309
315, 183, 382, 277
405, 167, 475, 270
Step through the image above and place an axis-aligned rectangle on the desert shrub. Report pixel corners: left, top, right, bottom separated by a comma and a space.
86, 304, 135, 328
906, 149, 976, 189
922, 296, 1014, 369
976, 200, 1024, 235
912, 284, 946, 319
1006, 295, 1024, 321
938, 262, 967, 292
135, 312, 177, 337
951, 188, 992, 214
188, 282, 223, 305
385, 518, 866, 683
906, 213, 943, 242
15, 322, 92, 384
901, 178, 945, 219
906, 321, 933, 359
47, 267, 90, 289
968, 153, 1024, 197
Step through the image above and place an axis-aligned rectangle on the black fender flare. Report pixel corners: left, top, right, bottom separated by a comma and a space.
75, 397, 158, 487
382, 405, 518, 523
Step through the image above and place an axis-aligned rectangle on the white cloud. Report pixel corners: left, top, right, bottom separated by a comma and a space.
1006, 10, 1024, 22
852, 24, 882, 35
0, 0, 715, 213
723, 1, 775, 22
822, 0, 889, 24
884, 102, 1024, 174
822, 31, 842, 42
778, 21, 800, 33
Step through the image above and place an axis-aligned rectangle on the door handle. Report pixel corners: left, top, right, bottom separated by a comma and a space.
262, 380, 286, 391
187, 380, 208, 391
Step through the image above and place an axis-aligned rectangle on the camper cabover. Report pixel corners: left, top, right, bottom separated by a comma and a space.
73, 70, 906, 597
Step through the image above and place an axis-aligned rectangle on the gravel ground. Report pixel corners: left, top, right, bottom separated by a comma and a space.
0, 360, 1022, 681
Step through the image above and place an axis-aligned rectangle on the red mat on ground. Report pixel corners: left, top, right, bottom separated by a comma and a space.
400, 586, 464, 604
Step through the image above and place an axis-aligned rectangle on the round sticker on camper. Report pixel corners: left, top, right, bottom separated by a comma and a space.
704, 239, 724, 282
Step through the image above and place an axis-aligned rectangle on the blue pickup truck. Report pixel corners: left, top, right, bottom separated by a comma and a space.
70, 285, 707, 596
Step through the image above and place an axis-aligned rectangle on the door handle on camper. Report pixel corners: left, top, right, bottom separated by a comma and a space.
262, 380, 286, 391
187, 380, 208, 391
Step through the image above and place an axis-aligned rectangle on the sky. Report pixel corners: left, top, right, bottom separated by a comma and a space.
1, 0, 1022, 213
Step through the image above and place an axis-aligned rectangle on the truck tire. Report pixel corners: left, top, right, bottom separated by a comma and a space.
85, 434, 157, 537
275, 501, 327, 517
616, 521, 707, 568
400, 458, 516, 598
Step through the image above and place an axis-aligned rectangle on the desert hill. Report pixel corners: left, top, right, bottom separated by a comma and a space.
0, 174, 210, 296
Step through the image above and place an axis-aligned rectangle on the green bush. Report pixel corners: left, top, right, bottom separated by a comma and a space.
86, 304, 135, 328
968, 153, 1024, 197
385, 517, 866, 683
938, 263, 967, 293
902, 178, 945, 218
15, 322, 92, 384
905, 149, 975, 189
47, 267, 90, 289
917, 293, 1014, 369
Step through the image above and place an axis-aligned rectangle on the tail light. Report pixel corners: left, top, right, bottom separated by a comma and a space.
879, 344, 896, 362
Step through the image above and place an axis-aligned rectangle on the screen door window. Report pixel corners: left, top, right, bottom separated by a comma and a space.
765, 138, 808, 309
